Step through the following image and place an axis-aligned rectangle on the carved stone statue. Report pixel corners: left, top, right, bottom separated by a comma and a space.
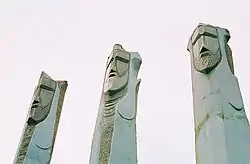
187, 23, 250, 163
89, 44, 142, 164
13, 72, 68, 164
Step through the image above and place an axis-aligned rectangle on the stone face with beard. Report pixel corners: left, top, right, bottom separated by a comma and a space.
189, 24, 222, 74
27, 74, 56, 125
104, 44, 130, 96
99, 44, 131, 164
89, 44, 141, 164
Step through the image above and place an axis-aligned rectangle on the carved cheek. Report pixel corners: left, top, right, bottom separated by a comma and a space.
116, 60, 129, 77
192, 40, 200, 58
40, 89, 54, 108
31, 89, 54, 123
104, 63, 113, 81
204, 36, 219, 55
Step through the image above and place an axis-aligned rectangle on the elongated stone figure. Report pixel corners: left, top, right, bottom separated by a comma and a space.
89, 44, 142, 164
187, 23, 250, 164
13, 72, 68, 164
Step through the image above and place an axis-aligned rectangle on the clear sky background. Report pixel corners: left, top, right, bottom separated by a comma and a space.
1, 0, 250, 163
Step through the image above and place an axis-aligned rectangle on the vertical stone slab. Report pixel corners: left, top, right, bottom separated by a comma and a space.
187, 23, 250, 164
89, 44, 142, 164
13, 72, 68, 164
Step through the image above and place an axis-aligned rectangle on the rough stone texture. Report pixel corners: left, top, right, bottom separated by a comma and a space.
99, 114, 114, 164
15, 125, 35, 164
188, 23, 222, 74
89, 44, 141, 164
13, 72, 67, 164
187, 23, 250, 164
193, 49, 221, 74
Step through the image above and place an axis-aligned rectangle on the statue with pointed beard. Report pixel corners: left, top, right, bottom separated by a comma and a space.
89, 44, 142, 164
187, 23, 250, 164
13, 72, 67, 164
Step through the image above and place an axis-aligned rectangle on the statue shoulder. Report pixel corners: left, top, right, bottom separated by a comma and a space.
225, 76, 244, 110
117, 80, 141, 120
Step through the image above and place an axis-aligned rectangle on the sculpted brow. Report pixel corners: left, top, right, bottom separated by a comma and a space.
115, 56, 129, 63
203, 32, 217, 38
40, 84, 55, 91
107, 57, 114, 67
192, 32, 217, 45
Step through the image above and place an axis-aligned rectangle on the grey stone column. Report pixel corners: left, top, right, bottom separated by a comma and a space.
89, 44, 142, 164
187, 23, 250, 164
13, 72, 68, 164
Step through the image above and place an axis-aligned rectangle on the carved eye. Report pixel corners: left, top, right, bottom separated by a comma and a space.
116, 60, 129, 76
40, 84, 55, 92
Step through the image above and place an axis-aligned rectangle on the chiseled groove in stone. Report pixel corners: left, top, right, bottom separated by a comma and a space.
35, 144, 52, 150
103, 104, 116, 118
104, 96, 121, 104
103, 110, 115, 117
104, 101, 118, 107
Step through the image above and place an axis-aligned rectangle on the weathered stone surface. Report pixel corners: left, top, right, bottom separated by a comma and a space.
13, 72, 68, 164
187, 23, 250, 164
89, 44, 141, 164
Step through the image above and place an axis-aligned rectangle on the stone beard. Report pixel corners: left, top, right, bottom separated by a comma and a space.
189, 24, 234, 75
100, 45, 130, 164
189, 24, 221, 74
90, 44, 141, 164
187, 23, 250, 163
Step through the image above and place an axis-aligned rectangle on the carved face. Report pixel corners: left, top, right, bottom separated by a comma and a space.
103, 48, 130, 95
190, 25, 221, 74
28, 78, 56, 125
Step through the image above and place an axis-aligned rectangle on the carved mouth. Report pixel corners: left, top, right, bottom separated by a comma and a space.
200, 51, 210, 57
109, 73, 116, 77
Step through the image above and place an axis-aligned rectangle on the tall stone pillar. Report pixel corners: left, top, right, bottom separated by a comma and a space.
187, 23, 250, 164
89, 44, 142, 164
13, 72, 68, 164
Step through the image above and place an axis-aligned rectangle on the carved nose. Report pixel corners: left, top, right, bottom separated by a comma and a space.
110, 69, 116, 73
200, 47, 209, 57
109, 69, 116, 77
31, 97, 41, 108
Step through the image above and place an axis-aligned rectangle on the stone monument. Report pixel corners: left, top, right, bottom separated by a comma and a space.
89, 44, 142, 164
13, 72, 68, 164
187, 23, 250, 163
